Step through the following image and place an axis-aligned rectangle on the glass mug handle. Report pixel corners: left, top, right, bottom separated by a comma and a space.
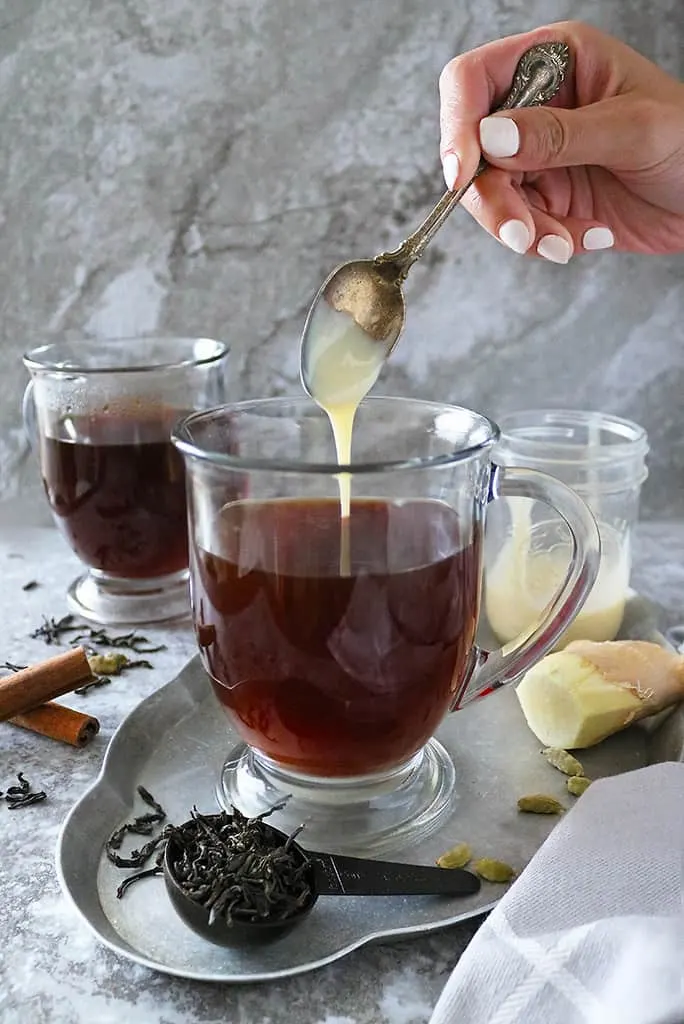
452, 464, 602, 709
22, 380, 38, 448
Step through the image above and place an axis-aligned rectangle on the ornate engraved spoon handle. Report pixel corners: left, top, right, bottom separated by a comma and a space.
375, 41, 570, 277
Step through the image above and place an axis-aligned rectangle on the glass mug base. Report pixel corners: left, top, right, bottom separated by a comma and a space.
215, 739, 456, 858
66, 568, 191, 626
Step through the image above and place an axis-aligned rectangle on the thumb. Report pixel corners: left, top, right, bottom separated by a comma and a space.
478, 95, 649, 173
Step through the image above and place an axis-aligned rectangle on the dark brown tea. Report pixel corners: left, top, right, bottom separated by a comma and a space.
40, 411, 188, 579
192, 498, 481, 777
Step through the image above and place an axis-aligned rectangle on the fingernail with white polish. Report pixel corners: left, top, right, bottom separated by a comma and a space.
537, 234, 572, 264
479, 115, 520, 158
498, 219, 531, 255
582, 226, 615, 251
442, 153, 460, 190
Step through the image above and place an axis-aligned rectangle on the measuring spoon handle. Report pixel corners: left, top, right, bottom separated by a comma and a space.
311, 851, 481, 897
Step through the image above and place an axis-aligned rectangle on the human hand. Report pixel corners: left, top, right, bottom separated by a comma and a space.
439, 21, 684, 261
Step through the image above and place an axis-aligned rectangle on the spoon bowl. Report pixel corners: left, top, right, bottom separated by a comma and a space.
299, 258, 405, 403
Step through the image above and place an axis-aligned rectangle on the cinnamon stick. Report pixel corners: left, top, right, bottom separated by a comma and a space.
0, 647, 94, 721
9, 702, 100, 748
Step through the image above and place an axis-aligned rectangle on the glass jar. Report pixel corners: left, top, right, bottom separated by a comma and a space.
484, 409, 649, 648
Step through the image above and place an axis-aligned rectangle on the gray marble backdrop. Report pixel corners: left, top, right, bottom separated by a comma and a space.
0, 0, 682, 516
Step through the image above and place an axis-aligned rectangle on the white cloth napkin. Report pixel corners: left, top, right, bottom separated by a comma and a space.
429, 763, 684, 1024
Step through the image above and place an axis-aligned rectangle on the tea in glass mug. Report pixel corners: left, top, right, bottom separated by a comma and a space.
23, 336, 229, 625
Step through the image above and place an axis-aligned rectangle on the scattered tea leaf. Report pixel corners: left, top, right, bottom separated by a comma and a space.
541, 747, 584, 777
87, 652, 154, 676
75, 676, 112, 697
30, 616, 167, 657
22, 580, 39, 592
76, 652, 155, 697
116, 864, 164, 898
74, 627, 166, 655
436, 842, 472, 869
517, 794, 565, 815
0, 662, 27, 673
3, 772, 47, 809
31, 614, 80, 644
138, 786, 165, 817
473, 858, 515, 883
567, 776, 592, 797
106, 787, 169, 869
6, 772, 30, 796
7, 792, 47, 809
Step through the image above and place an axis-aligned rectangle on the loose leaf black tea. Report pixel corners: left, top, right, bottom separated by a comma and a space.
7, 773, 28, 796
30, 614, 167, 657
107, 789, 311, 923
3, 772, 47, 809
75, 676, 112, 697
87, 652, 154, 676
29, 614, 165, 698
106, 786, 170, 870
116, 865, 165, 899
73, 628, 167, 655
138, 786, 165, 816
167, 807, 313, 926
0, 662, 27, 673
76, 653, 155, 697
30, 614, 80, 644
22, 581, 39, 592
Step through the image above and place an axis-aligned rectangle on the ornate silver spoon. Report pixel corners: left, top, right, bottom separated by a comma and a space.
300, 41, 570, 393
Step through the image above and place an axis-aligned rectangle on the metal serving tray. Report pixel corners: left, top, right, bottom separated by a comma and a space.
56, 595, 680, 982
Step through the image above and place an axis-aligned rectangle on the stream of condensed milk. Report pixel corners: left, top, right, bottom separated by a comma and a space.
303, 302, 386, 574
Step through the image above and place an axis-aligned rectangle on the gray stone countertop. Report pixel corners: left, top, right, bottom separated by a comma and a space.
0, 505, 682, 1024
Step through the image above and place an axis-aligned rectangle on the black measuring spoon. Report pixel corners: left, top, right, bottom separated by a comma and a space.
163, 814, 480, 946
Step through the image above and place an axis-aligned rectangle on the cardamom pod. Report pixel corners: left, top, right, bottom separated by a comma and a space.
88, 652, 129, 676
517, 794, 565, 815
566, 775, 592, 797
436, 842, 472, 869
473, 858, 515, 883
541, 747, 584, 777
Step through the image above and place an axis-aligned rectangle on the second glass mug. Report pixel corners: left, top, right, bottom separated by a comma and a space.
173, 397, 601, 856
23, 336, 229, 625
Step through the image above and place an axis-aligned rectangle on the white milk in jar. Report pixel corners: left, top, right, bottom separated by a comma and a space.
485, 498, 631, 648
485, 410, 647, 648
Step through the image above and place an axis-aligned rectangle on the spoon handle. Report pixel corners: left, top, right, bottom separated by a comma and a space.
376, 41, 570, 277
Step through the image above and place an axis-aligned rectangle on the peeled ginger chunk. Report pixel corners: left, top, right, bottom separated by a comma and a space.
516, 640, 684, 749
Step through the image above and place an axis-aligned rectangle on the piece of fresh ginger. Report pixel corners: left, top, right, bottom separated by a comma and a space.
516, 640, 684, 749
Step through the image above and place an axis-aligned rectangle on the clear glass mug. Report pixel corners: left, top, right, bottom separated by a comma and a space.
23, 337, 229, 625
485, 410, 649, 649
172, 397, 600, 855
